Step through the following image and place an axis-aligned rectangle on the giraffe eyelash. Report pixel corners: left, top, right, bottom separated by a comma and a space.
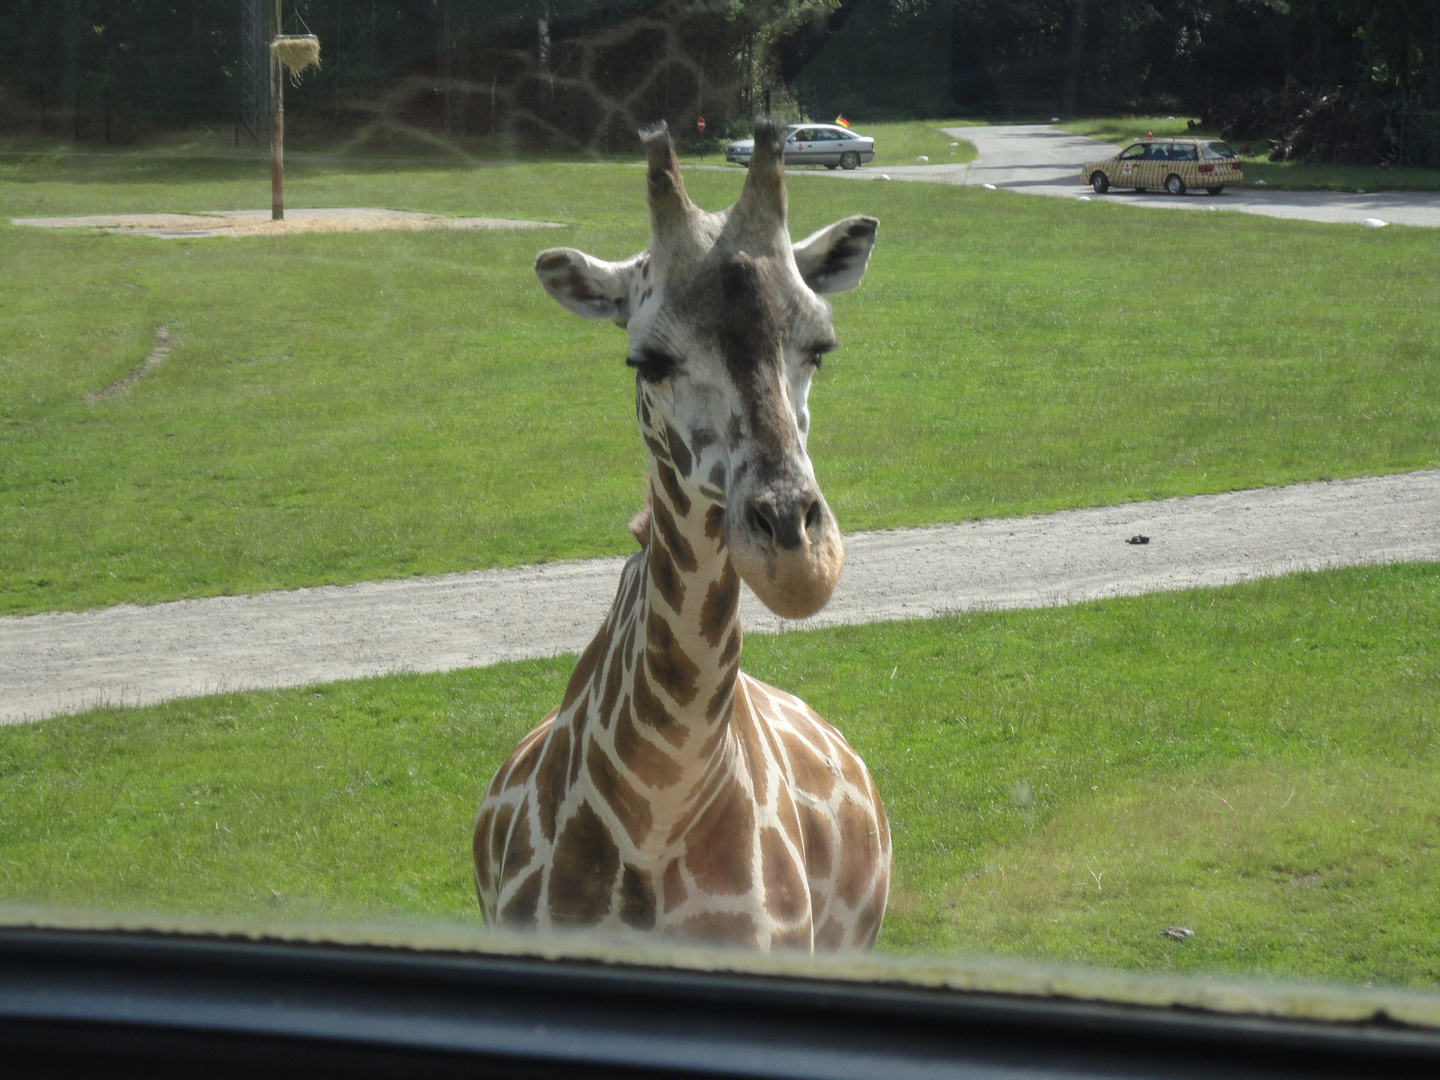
626, 347, 679, 382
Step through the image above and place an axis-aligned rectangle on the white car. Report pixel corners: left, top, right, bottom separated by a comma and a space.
726, 124, 876, 170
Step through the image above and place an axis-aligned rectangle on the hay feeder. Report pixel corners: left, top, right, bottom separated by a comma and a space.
271, 34, 321, 85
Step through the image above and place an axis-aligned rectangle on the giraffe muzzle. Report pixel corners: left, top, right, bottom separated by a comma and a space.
733, 487, 844, 620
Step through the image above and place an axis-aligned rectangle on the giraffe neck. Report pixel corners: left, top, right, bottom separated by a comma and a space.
623, 455, 742, 786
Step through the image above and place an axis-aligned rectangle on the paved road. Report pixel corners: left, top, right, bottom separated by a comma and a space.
803, 123, 1440, 228
3, 470, 1436, 726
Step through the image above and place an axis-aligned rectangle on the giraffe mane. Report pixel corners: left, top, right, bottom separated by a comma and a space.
628, 478, 654, 548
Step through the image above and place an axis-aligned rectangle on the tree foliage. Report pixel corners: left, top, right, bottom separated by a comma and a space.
0, 1, 1435, 140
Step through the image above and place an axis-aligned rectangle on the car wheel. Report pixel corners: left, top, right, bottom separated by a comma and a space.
840, 152, 860, 171
1206, 185, 1224, 195
1165, 173, 1187, 196
1090, 172, 1109, 194
826, 163, 838, 170
1134, 187, 1147, 193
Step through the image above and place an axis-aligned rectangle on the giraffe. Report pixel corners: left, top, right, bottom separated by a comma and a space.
473, 118, 889, 952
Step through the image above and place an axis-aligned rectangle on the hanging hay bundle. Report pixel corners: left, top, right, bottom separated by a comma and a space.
271, 34, 321, 85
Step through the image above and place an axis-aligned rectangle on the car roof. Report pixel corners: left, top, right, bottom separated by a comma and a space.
1127, 136, 1226, 144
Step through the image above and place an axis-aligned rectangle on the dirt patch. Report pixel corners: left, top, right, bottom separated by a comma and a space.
88, 325, 171, 402
10, 207, 563, 239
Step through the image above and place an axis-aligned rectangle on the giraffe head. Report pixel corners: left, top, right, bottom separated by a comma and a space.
535, 120, 878, 620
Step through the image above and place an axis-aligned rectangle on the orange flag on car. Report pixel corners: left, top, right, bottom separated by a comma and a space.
834, 115, 851, 128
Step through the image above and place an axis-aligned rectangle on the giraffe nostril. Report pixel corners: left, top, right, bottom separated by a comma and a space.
747, 502, 777, 545
804, 499, 822, 533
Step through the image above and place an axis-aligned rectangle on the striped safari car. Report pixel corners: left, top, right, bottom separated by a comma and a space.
1081, 137, 1243, 196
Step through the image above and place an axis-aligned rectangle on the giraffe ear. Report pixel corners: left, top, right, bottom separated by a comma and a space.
792, 215, 878, 295
535, 248, 633, 326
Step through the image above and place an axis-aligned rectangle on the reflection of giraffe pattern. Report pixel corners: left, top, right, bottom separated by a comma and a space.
500, 4, 739, 151
474, 121, 890, 952
328, 5, 744, 155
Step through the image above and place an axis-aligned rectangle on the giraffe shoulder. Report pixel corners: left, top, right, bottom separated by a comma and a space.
493, 711, 558, 795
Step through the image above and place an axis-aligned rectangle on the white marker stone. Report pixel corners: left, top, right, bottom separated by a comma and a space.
1362, 218, 1387, 228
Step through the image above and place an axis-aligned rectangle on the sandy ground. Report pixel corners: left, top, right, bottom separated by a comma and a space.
780, 124, 1440, 228
2, 470, 1436, 726
9, 207, 562, 238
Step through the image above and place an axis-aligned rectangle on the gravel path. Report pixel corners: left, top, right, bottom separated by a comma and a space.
796, 124, 1440, 228
3, 470, 1436, 726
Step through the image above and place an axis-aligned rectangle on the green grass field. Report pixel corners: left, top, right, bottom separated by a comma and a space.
1057, 116, 1440, 192
3, 152, 1436, 616
2, 563, 1436, 987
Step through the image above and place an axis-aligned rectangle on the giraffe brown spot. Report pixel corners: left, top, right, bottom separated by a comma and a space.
731, 692, 768, 798
499, 868, 543, 926
797, 803, 833, 879
662, 859, 688, 912
500, 803, 534, 887
643, 430, 669, 462
685, 774, 754, 896
677, 911, 758, 948
549, 800, 620, 925
535, 725, 572, 842
697, 716, 730, 762
698, 563, 739, 647
619, 864, 657, 930
633, 660, 687, 749
621, 557, 645, 615
586, 739, 653, 847
668, 760, 729, 844
561, 626, 610, 712
705, 674, 736, 723
720, 628, 741, 667
835, 798, 878, 908
568, 719, 586, 785
648, 537, 686, 613
655, 460, 691, 519
770, 925, 813, 951
815, 915, 846, 950
706, 469, 727, 508
650, 494, 697, 572
472, 808, 495, 897
600, 653, 625, 724
663, 422, 693, 477
838, 745, 868, 792
760, 826, 807, 923
622, 615, 639, 661
705, 503, 725, 541
645, 610, 700, 706
781, 731, 835, 801
490, 803, 514, 870
614, 704, 683, 789
503, 722, 549, 790
853, 874, 888, 948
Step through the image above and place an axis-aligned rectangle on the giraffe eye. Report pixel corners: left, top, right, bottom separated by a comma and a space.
626, 347, 679, 383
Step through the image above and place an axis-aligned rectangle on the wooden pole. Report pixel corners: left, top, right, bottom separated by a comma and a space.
269, 0, 284, 221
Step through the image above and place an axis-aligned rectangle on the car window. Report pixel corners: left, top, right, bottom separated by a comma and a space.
4, 0, 1440, 1053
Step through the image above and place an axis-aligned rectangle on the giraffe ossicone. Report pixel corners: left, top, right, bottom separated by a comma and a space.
474, 119, 890, 952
